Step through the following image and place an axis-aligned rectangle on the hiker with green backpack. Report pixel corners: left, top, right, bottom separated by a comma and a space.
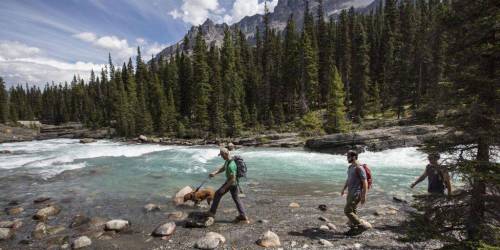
341, 150, 372, 233
207, 147, 249, 224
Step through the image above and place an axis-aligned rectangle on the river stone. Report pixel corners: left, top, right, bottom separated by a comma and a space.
327, 223, 337, 231
0, 219, 22, 229
32, 222, 47, 239
0, 228, 13, 240
256, 230, 280, 248
195, 232, 225, 249
105, 219, 130, 232
34, 197, 51, 204
47, 225, 65, 235
318, 216, 330, 222
318, 204, 328, 211
289, 202, 300, 208
359, 219, 373, 230
257, 219, 269, 224
185, 212, 214, 228
144, 203, 160, 212
72, 236, 92, 249
79, 138, 96, 144
152, 222, 176, 237
34, 205, 61, 221
166, 211, 186, 220
70, 214, 90, 228
139, 135, 148, 142
6, 207, 23, 215
174, 186, 193, 206
319, 239, 333, 246
319, 225, 329, 230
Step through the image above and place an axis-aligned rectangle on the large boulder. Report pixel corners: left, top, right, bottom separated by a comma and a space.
72, 236, 92, 249
195, 232, 226, 249
173, 186, 194, 206
34, 205, 61, 221
104, 219, 130, 232
256, 230, 281, 248
152, 222, 176, 237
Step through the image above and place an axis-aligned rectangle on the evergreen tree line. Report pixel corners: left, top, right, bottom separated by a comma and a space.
0, 0, 474, 138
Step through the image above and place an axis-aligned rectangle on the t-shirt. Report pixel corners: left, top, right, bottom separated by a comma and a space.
426, 164, 445, 194
347, 164, 367, 195
225, 159, 238, 185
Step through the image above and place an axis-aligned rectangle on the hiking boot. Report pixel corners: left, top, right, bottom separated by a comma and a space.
233, 215, 250, 224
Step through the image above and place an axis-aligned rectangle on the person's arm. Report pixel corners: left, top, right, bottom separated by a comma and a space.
360, 179, 368, 204
341, 180, 348, 196
209, 164, 226, 178
442, 170, 452, 196
411, 169, 428, 188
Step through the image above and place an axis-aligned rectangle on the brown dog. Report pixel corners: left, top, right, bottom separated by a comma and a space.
183, 188, 215, 206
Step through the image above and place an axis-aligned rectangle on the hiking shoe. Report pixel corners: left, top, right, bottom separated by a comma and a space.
233, 215, 250, 224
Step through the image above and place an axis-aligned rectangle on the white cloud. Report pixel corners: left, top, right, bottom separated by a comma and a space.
145, 42, 169, 57
0, 41, 104, 87
0, 41, 41, 59
168, 0, 220, 25
225, 0, 278, 24
169, 0, 278, 25
73, 32, 97, 42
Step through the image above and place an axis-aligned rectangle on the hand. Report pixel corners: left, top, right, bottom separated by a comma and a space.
360, 196, 366, 205
209, 173, 215, 178
340, 190, 345, 197
410, 183, 415, 189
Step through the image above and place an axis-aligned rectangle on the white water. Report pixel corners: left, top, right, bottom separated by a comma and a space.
0, 139, 433, 200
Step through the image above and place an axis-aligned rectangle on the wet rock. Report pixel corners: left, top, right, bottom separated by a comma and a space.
166, 211, 186, 220
0, 228, 13, 240
47, 225, 65, 235
257, 219, 269, 224
7, 200, 20, 206
359, 219, 373, 230
354, 243, 362, 249
70, 214, 90, 228
0, 219, 22, 229
319, 238, 333, 246
32, 222, 47, 239
79, 138, 96, 144
256, 230, 280, 248
34, 205, 61, 221
72, 236, 92, 249
139, 135, 148, 142
289, 202, 300, 208
6, 206, 23, 215
326, 223, 337, 231
33, 196, 51, 204
144, 203, 160, 212
61, 243, 69, 249
318, 204, 328, 211
318, 216, 330, 222
105, 219, 130, 232
319, 225, 329, 230
195, 232, 225, 249
152, 222, 176, 237
0, 150, 12, 154
185, 212, 214, 228
392, 196, 408, 203
88, 217, 107, 230
173, 186, 193, 206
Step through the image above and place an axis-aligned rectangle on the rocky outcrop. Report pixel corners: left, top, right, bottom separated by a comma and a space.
0, 124, 38, 143
305, 124, 451, 153
37, 123, 113, 140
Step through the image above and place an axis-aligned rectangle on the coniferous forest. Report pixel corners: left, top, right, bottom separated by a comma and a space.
0, 0, 495, 140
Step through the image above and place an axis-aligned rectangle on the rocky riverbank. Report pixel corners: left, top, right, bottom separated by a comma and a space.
0, 182, 444, 250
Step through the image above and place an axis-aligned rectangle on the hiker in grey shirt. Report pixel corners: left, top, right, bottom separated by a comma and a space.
341, 150, 371, 231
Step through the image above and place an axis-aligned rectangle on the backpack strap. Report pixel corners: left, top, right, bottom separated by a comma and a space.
355, 164, 365, 180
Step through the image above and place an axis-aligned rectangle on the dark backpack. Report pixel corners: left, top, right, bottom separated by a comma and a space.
356, 164, 373, 190
232, 155, 247, 179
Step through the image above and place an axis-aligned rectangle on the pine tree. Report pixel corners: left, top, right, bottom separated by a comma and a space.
336, 9, 352, 110
316, 0, 330, 105
325, 66, 348, 133
191, 26, 211, 132
0, 77, 8, 123
208, 44, 225, 136
351, 20, 370, 122
282, 15, 301, 120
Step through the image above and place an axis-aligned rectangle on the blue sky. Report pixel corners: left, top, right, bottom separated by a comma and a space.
0, 0, 278, 87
